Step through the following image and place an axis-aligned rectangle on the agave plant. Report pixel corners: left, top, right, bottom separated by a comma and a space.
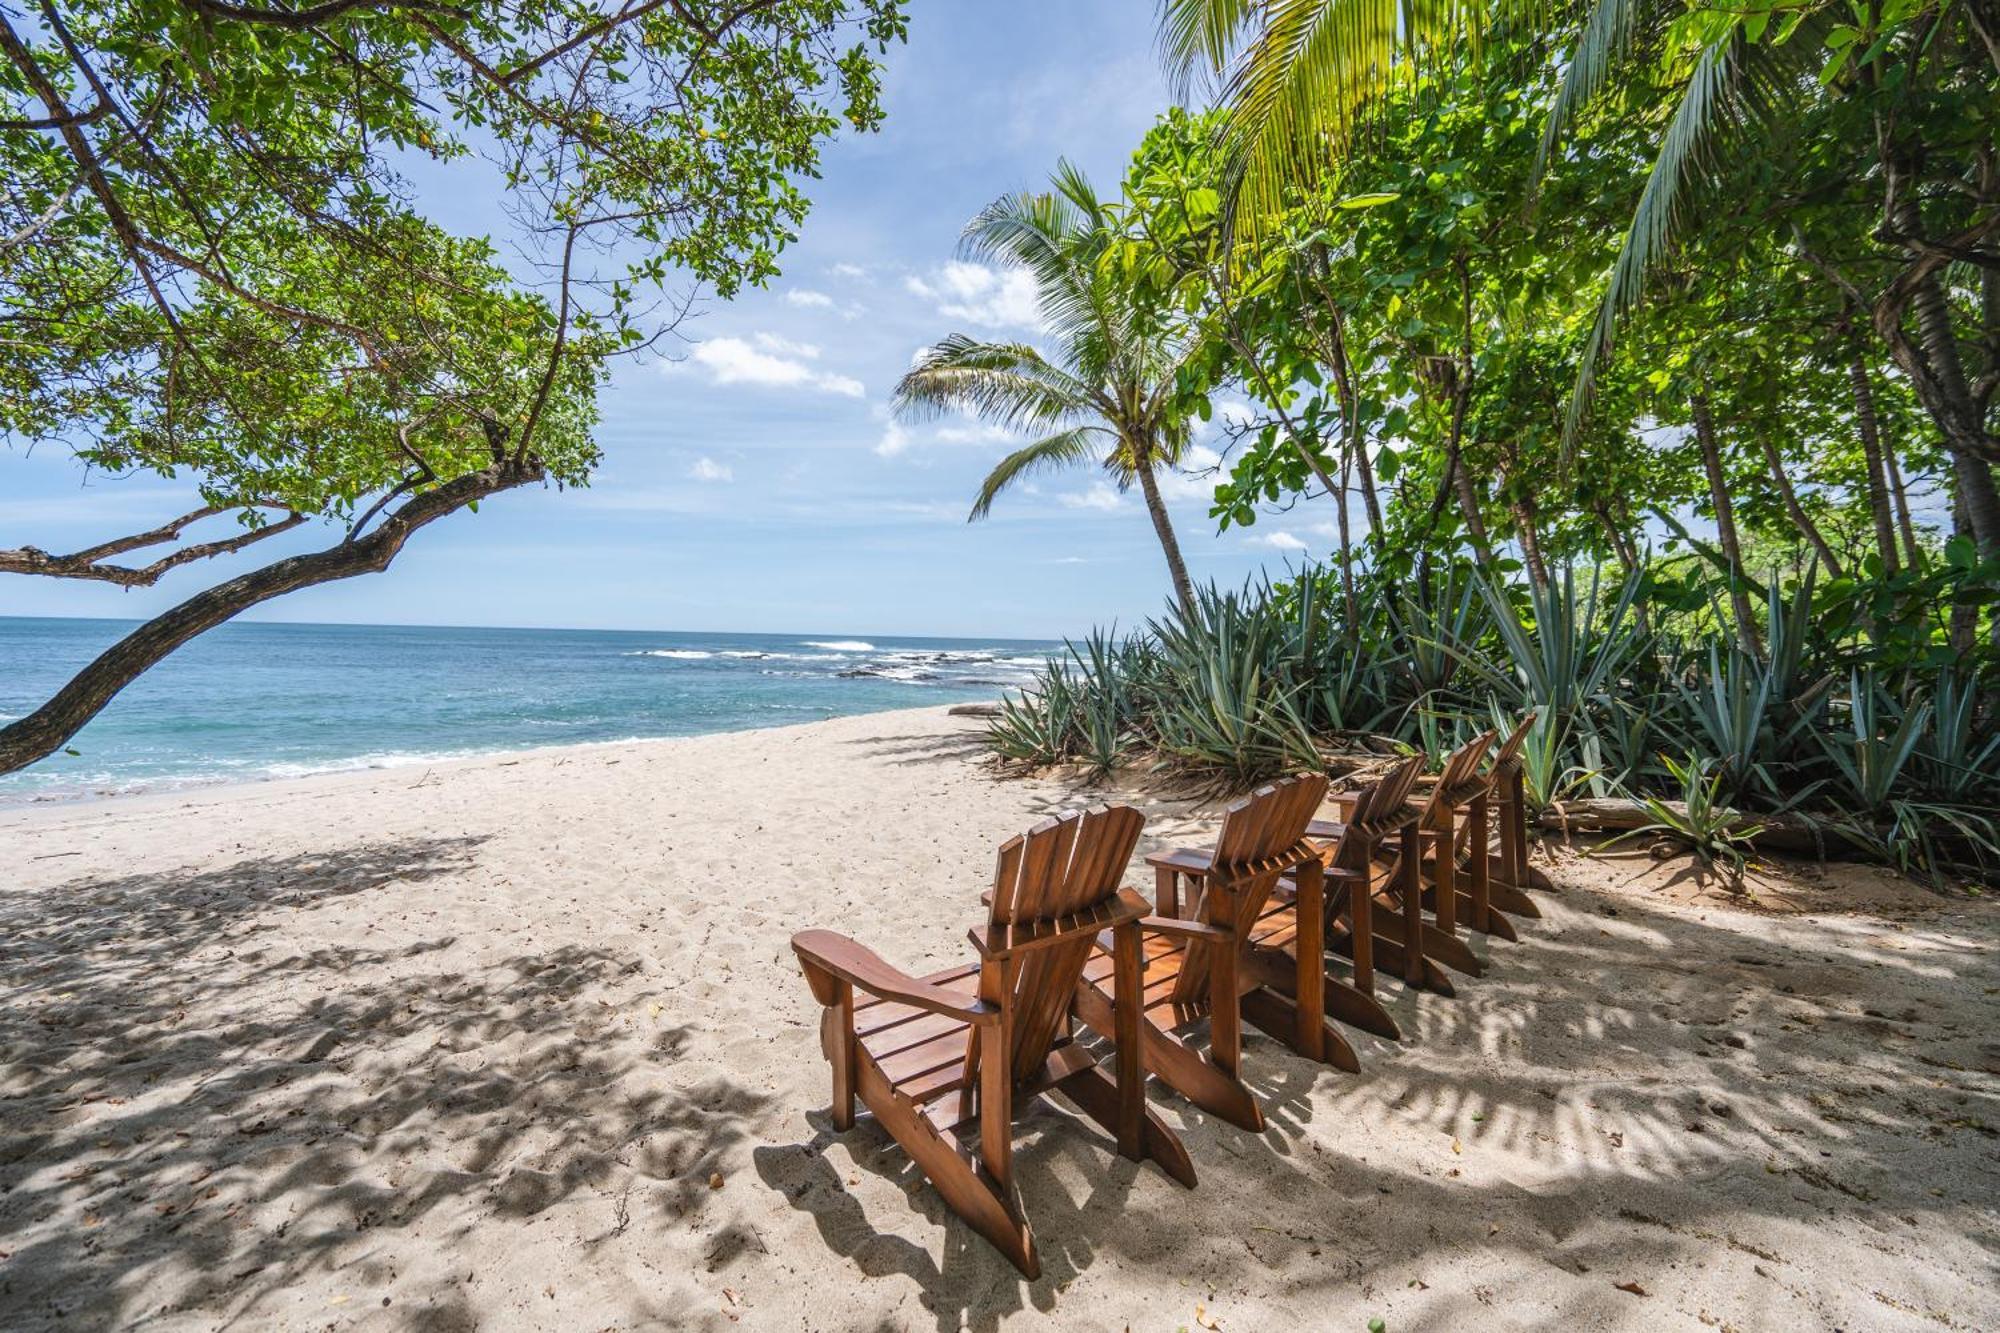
1065, 627, 1135, 780
986, 663, 1083, 769
1912, 669, 2000, 803
1498, 704, 1598, 818
1147, 584, 1323, 781
1461, 563, 1651, 725
1601, 751, 1763, 892
1818, 670, 1932, 815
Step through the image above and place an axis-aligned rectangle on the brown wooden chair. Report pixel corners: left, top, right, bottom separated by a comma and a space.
1438, 710, 1538, 938
791, 805, 1193, 1279
1402, 712, 1545, 935
1073, 775, 1343, 1135
1310, 732, 1497, 987
1483, 712, 1551, 918
1265, 755, 1433, 1020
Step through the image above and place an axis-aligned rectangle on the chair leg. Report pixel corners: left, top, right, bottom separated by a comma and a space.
857, 1054, 1037, 1278
1110, 919, 1144, 1160
1054, 1064, 1197, 1188
1468, 794, 1491, 935
1247, 944, 1400, 1041
824, 986, 856, 1131
1241, 987, 1359, 1073
1293, 861, 1326, 1063
1433, 816, 1457, 936
1071, 979, 1265, 1132
1210, 909, 1242, 1080
1348, 858, 1374, 996
1400, 826, 1424, 987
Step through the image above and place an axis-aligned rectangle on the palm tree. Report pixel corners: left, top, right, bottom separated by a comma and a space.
895, 165, 1202, 617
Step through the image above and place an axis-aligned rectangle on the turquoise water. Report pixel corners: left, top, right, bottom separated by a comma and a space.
0, 617, 1054, 802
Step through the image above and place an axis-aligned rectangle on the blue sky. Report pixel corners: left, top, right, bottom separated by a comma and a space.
1, 3, 1325, 641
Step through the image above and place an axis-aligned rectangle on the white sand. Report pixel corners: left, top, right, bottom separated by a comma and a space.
1, 705, 1995, 1331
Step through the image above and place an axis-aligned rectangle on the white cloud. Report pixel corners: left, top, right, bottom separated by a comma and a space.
874, 420, 913, 458
1251, 530, 1309, 552
1157, 445, 1224, 502
676, 334, 865, 398
1059, 482, 1124, 511
688, 456, 733, 483
934, 420, 1020, 446
830, 262, 868, 280
1215, 400, 1260, 428
750, 331, 820, 360
905, 261, 1042, 331
785, 289, 833, 308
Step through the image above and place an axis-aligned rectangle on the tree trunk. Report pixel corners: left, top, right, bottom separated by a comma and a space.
1352, 436, 1385, 540
1450, 449, 1496, 567
1691, 391, 1761, 655
0, 462, 542, 776
1334, 439, 1359, 626
1875, 202, 2000, 554
1508, 496, 1552, 595
1880, 425, 1924, 567
1595, 500, 1639, 576
1952, 449, 2000, 562
1950, 492, 1979, 653
1847, 351, 1901, 574
1134, 451, 1197, 619
1755, 433, 1843, 577
1306, 259, 1385, 542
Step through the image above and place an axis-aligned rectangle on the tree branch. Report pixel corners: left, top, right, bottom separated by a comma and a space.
0, 506, 307, 587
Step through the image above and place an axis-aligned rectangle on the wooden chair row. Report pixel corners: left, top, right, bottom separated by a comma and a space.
788, 715, 1544, 1277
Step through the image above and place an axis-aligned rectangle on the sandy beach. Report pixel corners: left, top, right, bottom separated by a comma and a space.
1, 704, 1995, 1331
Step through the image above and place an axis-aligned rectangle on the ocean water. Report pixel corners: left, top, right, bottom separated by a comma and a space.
0, 617, 1056, 803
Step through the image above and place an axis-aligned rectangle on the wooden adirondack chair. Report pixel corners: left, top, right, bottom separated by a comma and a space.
1401, 712, 1545, 937
791, 805, 1194, 1279
1309, 733, 1497, 987
1072, 775, 1345, 1135
1483, 713, 1551, 918
1264, 755, 1431, 1022
1436, 711, 1539, 938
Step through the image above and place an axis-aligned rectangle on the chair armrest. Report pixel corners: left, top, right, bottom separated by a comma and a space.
1144, 846, 1217, 876
791, 930, 999, 1024
1305, 818, 1346, 839
1136, 915, 1233, 945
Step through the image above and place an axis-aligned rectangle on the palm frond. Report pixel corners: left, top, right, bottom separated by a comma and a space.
960, 182, 1114, 355
1537, 0, 1657, 179
895, 335, 1101, 432
969, 426, 1111, 521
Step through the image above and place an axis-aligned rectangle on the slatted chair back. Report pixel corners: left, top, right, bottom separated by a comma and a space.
1171, 774, 1329, 1006
977, 804, 1146, 1082
1325, 755, 1426, 873
1422, 731, 1497, 826
1491, 711, 1537, 772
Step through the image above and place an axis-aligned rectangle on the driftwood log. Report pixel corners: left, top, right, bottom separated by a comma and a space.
1538, 799, 1831, 855
947, 702, 1004, 718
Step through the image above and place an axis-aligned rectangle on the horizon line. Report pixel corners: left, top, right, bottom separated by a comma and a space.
0, 610, 1071, 643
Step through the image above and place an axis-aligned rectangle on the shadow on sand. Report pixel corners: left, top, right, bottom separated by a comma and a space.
753, 850, 1999, 1332
0, 837, 771, 1330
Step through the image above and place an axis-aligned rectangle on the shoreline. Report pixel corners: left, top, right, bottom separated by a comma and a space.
0, 699, 998, 815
